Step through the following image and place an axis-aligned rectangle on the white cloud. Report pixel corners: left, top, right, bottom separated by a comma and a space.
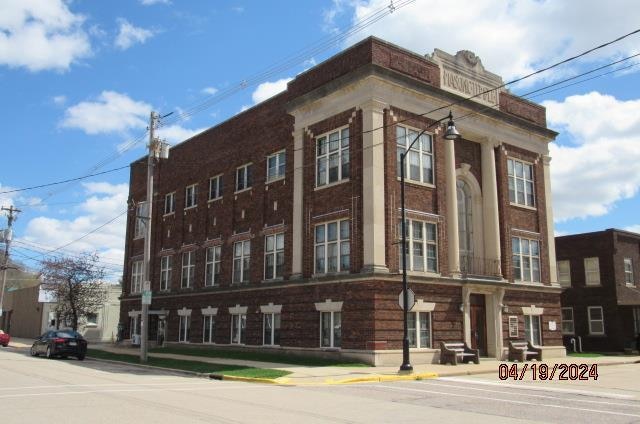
625, 225, 640, 234
114, 18, 155, 50
140, 0, 171, 5
0, 0, 92, 72
545, 92, 640, 221
251, 77, 292, 104
156, 124, 206, 144
52, 95, 67, 105
202, 86, 218, 95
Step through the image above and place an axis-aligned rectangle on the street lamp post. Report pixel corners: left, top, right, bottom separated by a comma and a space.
399, 111, 460, 372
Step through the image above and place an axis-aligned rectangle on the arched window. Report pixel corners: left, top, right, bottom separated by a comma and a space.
457, 179, 473, 265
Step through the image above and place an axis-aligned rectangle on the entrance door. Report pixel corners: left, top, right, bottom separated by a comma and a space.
157, 318, 166, 346
469, 294, 487, 356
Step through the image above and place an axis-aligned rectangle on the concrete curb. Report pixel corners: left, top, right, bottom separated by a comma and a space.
210, 374, 291, 384
85, 356, 211, 378
326, 372, 438, 384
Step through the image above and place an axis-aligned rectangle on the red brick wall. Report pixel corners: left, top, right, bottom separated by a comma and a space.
502, 290, 562, 346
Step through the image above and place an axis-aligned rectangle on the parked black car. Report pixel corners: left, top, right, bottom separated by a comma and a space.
30, 330, 88, 360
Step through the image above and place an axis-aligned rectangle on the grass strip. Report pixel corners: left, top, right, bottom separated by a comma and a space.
86, 349, 291, 379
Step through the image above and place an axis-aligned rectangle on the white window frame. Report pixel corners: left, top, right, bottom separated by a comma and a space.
507, 158, 535, 207
164, 192, 175, 215
160, 256, 171, 291
85, 313, 98, 326
178, 315, 190, 343
235, 163, 252, 192
624, 258, 634, 285
205, 246, 221, 287
263, 312, 281, 346
266, 150, 286, 182
181, 251, 195, 288
314, 220, 350, 274
512, 236, 541, 283
316, 127, 350, 187
264, 233, 284, 280
133, 202, 147, 239
407, 311, 432, 348
508, 316, 518, 338
588, 306, 605, 335
524, 314, 542, 346
230, 313, 246, 344
584, 257, 601, 286
396, 125, 434, 185
203, 315, 216, 344
561, 307, 575, 335
232, 240, 251, 284
399, 219, 438, 273
557, 260, 571, 287
209, 174, 222, 201
131, 260, 143, 293
320, 311, 341, 348
185, 184, 197, 209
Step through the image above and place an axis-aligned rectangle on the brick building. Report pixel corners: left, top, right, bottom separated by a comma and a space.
556, 229, 640, 352
120, 37, 566, 365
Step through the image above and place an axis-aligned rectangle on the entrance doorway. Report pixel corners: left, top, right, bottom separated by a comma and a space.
469, 294, 487, 356
157, 318, 166, 346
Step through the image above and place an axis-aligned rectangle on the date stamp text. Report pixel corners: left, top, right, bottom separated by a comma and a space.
498, 363, 598, 381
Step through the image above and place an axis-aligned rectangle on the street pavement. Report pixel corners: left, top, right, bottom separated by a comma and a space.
2, 343, 640, 423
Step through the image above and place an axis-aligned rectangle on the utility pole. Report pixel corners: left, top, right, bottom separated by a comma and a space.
0, 206, 20, 323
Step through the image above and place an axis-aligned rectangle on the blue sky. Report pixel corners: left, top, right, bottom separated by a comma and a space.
1, 0, 639, 280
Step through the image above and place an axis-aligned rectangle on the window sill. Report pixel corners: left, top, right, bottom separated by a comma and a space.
313, 271, 350, 278
184, 205, 197, 211
265, 176, 285, 185
314, 178, 350, 191
320, 347, 341, 351
625, 283, 636, 287
406, 270, 440, 278
396, 177, 435, 189
509, 202, 537, 211
234, 187, 253, 195
203, 284, 219, 289
513, 280, 543, 286
262, 277, 284, 283
207, 197, 222, 203
262, 344, 281, 348
162, 212, 175, 218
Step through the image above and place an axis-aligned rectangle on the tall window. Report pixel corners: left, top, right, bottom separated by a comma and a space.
524, 315, 541, 345
164, 192, 175, 215
181, 251, 195, 288
633, 307, 640, 335
131, 260, 143, 293
130, 315, 139, 337
185, 184, 197, 208
512, 237, 540, 282
557, 260, 571, 287
315, 220, 350, 274
134, 202, 147, 239
457, 180, 473, 263
230, 314, 246, 344
267, 151, 286, 182
160, 256, 171, 291
624, 258, 634, 285
588, 306, 605, 335
209, 175, 222, 200
179, 315, 190, 342
264, 233, 284, 280
561, 307, 574, 334
263, 313, 281, 346
316, 127, 349, 187
408, 312, 432, 348
233, 240, 251, 283
205, 246, 221, 287
396, 126, 433, 184
203, 315, 216, 344
584, 257, 600, 286
236, 163, 252, 192
320, 311, 341, 348
399, 219, 437, 272
507, 158, 535, 207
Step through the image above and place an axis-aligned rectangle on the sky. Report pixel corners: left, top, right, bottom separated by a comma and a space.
1, 0, 639, 281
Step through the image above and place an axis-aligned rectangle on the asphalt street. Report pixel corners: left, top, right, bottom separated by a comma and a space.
1, 345, 639, 423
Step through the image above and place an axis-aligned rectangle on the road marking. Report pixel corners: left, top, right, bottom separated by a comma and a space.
376, 384, 640, 419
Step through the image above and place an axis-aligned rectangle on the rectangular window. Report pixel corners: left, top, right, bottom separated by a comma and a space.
133, 202, 147, 239
236, 163, 253, 192
230, 314, 246, 344
266, 151, 286, 182
524, 315, 542, 345
160, 256, 171, 291
205, 246, 221, 287
263, 313, 281, 346
633, 307, 640, 335
507, 158, 535, 207
557, 260, 571, 287
130, 315, 139, 337
624, 258, 634, 285
314, 220, 350, 274
203, 315, 216, 344
181, 251, 195, 288
208, 175, 222, 200
588, 306, 605, 335
320, 311, 341, 348
131, 260, 143, 293
561, 307, 574, 334
85, 313, 98, 326
164, 192, 175, 215
584, 257, 600, 286
233, 240, 251, 284
185, 184, 197, 208
179, 315, 190, 342
316, 127, 349, 187
264, 233, 284, 280
396, 126, 434, 184
512, 236, 541, 282
407, 311, 432, 348
508, 316, 518, 338
398, 219, 438, 272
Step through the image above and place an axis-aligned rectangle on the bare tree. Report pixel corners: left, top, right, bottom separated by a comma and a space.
41, 254, 107, 331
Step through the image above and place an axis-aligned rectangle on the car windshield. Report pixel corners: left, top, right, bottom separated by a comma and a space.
55, 331, 80, 338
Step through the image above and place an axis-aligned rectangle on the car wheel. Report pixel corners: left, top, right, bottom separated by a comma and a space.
30, 346, 38, 357
46, 346, 53, 359
77, 354, 85, 361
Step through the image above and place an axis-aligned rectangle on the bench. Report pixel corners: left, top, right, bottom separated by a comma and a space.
508, 340, 542, 362
439, 341, 480, 365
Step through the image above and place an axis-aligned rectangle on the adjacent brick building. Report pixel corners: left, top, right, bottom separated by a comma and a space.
120, 37, 566, 365
556, 229, 640, 352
